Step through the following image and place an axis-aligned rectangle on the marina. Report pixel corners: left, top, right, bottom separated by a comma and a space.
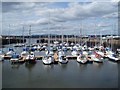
1, 38, 120, 88
1, 1, 120, 89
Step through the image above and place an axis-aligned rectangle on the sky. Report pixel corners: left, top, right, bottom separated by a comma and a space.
1, 0, 120, 36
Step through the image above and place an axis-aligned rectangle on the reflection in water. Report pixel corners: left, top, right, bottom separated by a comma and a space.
11, 63, 20, 69
77, 63, 87, 71
25, 62, 36, 71
59, 64, 68, 70
43, 64, 54, 72
93, 62, 103, 69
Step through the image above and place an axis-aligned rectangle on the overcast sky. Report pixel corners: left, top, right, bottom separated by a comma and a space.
1, 0, 119, 36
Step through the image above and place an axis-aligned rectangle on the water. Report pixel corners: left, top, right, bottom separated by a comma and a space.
2, 59, 118, 88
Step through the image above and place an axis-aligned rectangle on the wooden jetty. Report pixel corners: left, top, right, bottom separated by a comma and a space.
3, 55, 77, 60
66, 56, 77, 59
35, 56, 44, 60
4, 55, 12, 59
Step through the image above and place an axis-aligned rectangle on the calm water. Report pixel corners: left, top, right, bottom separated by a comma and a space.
2, 59, 118, 88
1, 42, 119, 88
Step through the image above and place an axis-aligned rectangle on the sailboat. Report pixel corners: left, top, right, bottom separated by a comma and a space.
91, 51, 103, 63
77, 53, 88, 64
71, 49, 78, 56
21, 47, 29, 57
58, 49, 68, 64
4, 48, 14, 59
42, 55, 54, 65
25, 25, 36, 63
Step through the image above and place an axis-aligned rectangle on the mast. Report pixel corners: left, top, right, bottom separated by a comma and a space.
74, 32, 76, 44
94, 23, 96, 46
22, 26, 25, 44
111, 24, 114, 51
8, 24, 11, 47
29, 25, 31, 52
61, 24, 63, 44
79, 25, 82, 46
48, 12, 50, 46
67, 34, 68, 44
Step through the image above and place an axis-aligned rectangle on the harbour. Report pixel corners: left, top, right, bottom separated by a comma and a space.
1, 1, 120, 89
1, 39, 120, 88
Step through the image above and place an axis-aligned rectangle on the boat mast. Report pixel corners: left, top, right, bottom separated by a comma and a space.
48, 11, 50, 47
29, 25, 31, 53
79, 27, 82, 46
8, 24, 11, 48
22, 26, 25, 44
111, 24, 114, 51
67, 34, 68, 44
61, 24, 63, 44
94, 23, 96, 47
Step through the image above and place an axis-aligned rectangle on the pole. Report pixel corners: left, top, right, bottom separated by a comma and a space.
22, 26, 25, 44
29, 25, 31, 52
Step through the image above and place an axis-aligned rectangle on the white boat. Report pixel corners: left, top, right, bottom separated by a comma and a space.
104, 47, 115, 58
42, 55, 54, 65
25, 52, 36, 62
6, 48, 14, 56
71, 49, 78, 56
58, 49, 64, 57
14, 43, 24, 47
49, 50, 54, 56
77, 55, 88, 64
58, 56, 68, 64
10, 53, 20, 63
107, 54, 120, 62
0, 50, 4, 61
21, 48, 29, 57
91, 54, 103, 63
96, 51, 104, 57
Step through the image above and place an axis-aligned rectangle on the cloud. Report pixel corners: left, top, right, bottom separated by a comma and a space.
2, 2, 118, 35
102, 12, 118, 18
34, 2, 118, 22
